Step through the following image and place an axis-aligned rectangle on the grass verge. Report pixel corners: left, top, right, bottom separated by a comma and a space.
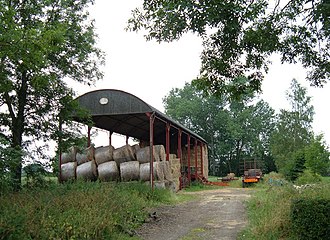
0, 181, 180, 240
238, 176, 330, 240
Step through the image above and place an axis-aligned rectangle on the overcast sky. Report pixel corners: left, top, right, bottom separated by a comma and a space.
78, 1, 330, 147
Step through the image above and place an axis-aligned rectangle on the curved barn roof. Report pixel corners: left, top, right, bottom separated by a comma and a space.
74, 89, 207, 145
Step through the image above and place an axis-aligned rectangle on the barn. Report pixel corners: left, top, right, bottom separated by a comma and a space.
59, 89, 208, 191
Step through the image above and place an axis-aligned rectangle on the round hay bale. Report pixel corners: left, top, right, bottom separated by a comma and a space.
98, 161, 119, 182
120, 161, 140, 182
76, 152, 90, 165
60, 162, 77, 182
136, 147, 151, 164
86, 145, 95, 161
61, 146, 77, 164
139, 162, 157, 181
136, 145, 165, 163
139, 162, 164, 181
154, 145, 166, 161
113, 145, 135, 164
94, 145, 114, 165
131, 144, 140, 156
76, 160, 97, 181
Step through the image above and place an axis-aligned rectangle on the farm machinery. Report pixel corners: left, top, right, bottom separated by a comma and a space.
241, 159, 262, 188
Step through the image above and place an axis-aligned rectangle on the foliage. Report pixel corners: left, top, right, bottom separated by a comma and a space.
304, 134, 330, 176
295, 169, 322, 185
239, 181, 330, 240
0, 181, 176, 240
23, 162, 50, 188
0, 135, 23, 194
0, 0, 104, 189
127, 0, 330, 98
163, 82, 276, 176
291, 196, 330, 239
270, 79, 314, 180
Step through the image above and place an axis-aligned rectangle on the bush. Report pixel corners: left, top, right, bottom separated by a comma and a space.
291, 197, 330, 239
295, 169, 322, 185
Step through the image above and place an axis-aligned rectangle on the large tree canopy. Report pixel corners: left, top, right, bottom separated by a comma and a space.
163, 82, 276, 176
0, 0, 104, 189
128, 0, 330, 97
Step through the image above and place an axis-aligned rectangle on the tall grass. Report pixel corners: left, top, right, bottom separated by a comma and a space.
0, 181, 176, 240
239, 175, 330, 240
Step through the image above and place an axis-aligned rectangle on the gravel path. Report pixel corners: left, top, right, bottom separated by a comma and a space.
136, 188, 253, 240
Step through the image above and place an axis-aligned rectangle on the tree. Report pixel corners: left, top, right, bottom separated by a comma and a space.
270, 79, 314, 179
0, 0, 104, 190
163, 82, 276, 176
304, 134, 330, 176
127, 0, 330, 97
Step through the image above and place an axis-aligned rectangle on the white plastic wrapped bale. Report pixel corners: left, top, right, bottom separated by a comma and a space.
76, 160, 98, 181
98, 161, 119, 182
60, 162, 77, 182
136, 145, 165, 163
60, 146, 77, 164
139, 162, 164, 181
113, 145, 135, 165
94, 145, 114, 165
120, 161, 140, 182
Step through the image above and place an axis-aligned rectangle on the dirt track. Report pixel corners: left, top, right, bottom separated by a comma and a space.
136, 188, 253, 240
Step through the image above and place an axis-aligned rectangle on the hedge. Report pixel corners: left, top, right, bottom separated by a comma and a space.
291, 197, 330, 240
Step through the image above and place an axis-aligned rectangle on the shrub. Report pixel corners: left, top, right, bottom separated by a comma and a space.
295, 169, 322, 185
291, 197, 330, 239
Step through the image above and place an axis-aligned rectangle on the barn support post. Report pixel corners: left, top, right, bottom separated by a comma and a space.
147, 112, 156, 190
187, 134, 191, 185
195, 140, 198, 180
166, 123, 170, 161
200, 143, 204, 176
178, 129, 182, 189
109, 131, 113, 146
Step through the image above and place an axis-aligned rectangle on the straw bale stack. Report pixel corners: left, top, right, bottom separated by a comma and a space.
113, 145, 135, 165
120, 161, 140, 182
159, 161, 173, 181
169, 158, 181, 192
76, 160, 98, 181
61, 146, 77, 164
94, 145, 114, 165
136, 145, 165, 163
76, 153, 89, 166
139, 162, 165, 181
131, 144, 140, 157
98, 161, 119, 182
60, 162, 77, 182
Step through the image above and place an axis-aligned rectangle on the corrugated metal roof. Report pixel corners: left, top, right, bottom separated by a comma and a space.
73, 89, 207, 145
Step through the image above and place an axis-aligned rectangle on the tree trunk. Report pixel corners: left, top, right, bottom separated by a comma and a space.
7, 70, 28, 191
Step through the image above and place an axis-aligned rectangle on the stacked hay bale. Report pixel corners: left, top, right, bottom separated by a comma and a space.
76, 146, 98, 181
59, 143, 178, 191
95, 145, 119, 182
137, 145, 165, 187
181, 144, 209, 180
169, 154, 181, 192
60, 146, 77, 182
